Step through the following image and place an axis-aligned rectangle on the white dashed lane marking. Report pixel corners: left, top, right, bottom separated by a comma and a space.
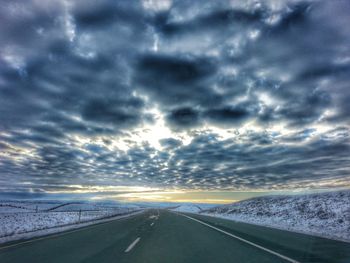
124, 237, 141, 253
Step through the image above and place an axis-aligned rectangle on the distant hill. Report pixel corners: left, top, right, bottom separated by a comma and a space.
170, 203, 218, 213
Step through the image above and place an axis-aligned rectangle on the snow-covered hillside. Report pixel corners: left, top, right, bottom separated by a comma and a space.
0, 200, 141, 243
201, 190, 350, 242
171, 203, 217, 213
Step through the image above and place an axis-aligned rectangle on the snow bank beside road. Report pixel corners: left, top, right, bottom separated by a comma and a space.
201, 190, 350, 242
0, 200, 142, 244
0, 210, 144, 245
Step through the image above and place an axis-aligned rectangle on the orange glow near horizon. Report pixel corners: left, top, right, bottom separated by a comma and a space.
47, 185, 348, 204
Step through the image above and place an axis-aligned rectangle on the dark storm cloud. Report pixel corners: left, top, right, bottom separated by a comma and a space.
134, 54, 220, 109
166, 107, 201, 128
81, 97, 145, 127
0, 0, 350, 195
204, 106, 251, 126
73, 0, 145, 29
136, 54, 215, 86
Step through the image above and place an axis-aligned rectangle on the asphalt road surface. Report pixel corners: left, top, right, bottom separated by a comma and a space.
0, 210, 349, 263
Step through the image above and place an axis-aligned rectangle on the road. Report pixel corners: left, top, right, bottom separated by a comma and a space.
0, 210, 349, 263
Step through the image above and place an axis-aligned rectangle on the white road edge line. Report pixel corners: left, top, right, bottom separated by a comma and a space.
124, 237, 141, 253
179, 213, 300, 263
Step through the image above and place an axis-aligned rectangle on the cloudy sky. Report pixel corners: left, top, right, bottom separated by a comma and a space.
0, 0, 349, 203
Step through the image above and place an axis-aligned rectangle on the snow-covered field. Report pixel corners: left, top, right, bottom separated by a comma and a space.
198, 190, 350, 242
0, 200, 141, 243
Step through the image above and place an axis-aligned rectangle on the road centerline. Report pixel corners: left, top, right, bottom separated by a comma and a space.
178, 213, 300, 263
124, 237, 141, 253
